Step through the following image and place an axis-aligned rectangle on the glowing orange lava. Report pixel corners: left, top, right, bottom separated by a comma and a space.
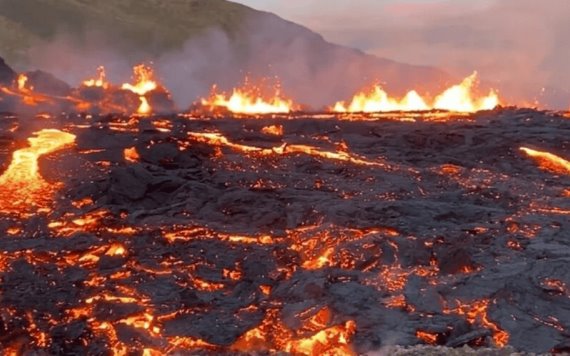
520, 147, 570, 175
188, 132, 383, 166
334, 72, 500, 113
201, 81, 295, 114
0, 129, 76, 213
17, 73, 29, 92
82, 66, 109, 89
124, 147, 140, 163
334, 88, 429, 113
231, 308, 356, 355
121, 65, 158, 114
0, 73, 53, 106
445, 299, 509, 347
416, 330, 439, 345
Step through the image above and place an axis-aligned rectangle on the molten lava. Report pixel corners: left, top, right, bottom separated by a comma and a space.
334, 88, 429, 113
520, 147, 570, 175
416, 330, 439, 345
433, 72, 499, 112
121, 65, 158, 114
82, 66, 109, 89
261, 125, 284, 136
201, 81, 295, 114
124, 147, 140, 163
334, 72, 500, 113
231, 308, 356, 355
17, 73, 29, 92
188, 132, 383, 166
445, 299, 510, 347
0, 73, 52, 107
17, 73, 44, 106
0, 129, 76, 213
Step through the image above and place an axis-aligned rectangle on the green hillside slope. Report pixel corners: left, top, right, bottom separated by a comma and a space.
0, 0, 253, 62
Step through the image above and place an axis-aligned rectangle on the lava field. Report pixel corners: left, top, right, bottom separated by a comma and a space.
0, 109, 569, 355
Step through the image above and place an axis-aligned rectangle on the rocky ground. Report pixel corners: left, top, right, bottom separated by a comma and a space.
0, 109, 569, 355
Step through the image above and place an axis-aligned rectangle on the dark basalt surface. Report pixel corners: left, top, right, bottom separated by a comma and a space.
0, 109, 569, 355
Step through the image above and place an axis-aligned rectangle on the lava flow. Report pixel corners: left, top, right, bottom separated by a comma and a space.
0, 129, 76, 214
201, 80, 295, 114
1, 109, 570, 355
0, 73, 52, 107
188, 131, 384, 166
520, 147, 570, 175
334, 72, 500, 113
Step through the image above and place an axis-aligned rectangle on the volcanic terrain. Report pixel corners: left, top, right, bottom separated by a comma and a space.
0, 105, 569, 354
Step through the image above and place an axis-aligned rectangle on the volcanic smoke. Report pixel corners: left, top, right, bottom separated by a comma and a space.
0, 1, 569, 355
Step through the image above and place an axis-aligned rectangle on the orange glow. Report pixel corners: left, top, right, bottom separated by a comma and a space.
105, 243, 127, 257
520, 147, 570, 175
167, 337, 218, 352
201, 81, 295, 114
122, 65, 158, 96
542, 279, 567, 294
445, 299, 509, 347
72, 197, 94, 208
286, 321, 356, 356
0, 129, 76, 213
138, 97, 152, 115
6, 227, 22, 235
434, 72, 499, 112
188, 132, 383, 167
0, 73, 53, 106
334, 72, 500, 113
260, 285, 272, 296
121, 64, 158, 114
124, 147, 140, 163
191, 277, 226, 292
82, 66, 109, 89
334, 88, 429, 113
261, 125, 284, 136
416, 330, 439, 345
17, 73, 42, 106
231, 309, 356, 356
384, 295, 408, 309
302, 247, 335, 270
17, 74, 29, 91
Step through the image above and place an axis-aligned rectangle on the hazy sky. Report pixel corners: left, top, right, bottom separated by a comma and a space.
233, 0, 570, 105
233, 0, 495, 64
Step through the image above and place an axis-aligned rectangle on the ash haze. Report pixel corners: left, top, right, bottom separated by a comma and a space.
235, 0, 570, 108
2, 0, 568, 109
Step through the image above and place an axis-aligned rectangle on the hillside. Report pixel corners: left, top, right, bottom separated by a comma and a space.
0, 0, 252, 59
0, 0, 454, 107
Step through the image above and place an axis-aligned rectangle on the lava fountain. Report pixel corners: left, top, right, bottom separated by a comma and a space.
82, 66, 109, 89
520, 147, 570, 175
201, 80, 296, 114
334, 72, 500, 113
121, 65, 158, 115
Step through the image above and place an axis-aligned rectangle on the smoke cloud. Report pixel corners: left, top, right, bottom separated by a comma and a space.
295, 0, 570, 108
18, 0, 568, 110
17, 10, 454, 110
